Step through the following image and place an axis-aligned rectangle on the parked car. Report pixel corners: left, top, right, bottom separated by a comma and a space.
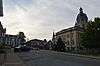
20, 46, 31, 51
14, 45, 31, 52
14, 45, 21, 52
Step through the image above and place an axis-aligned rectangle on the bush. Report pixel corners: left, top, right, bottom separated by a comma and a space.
0, 49, 6, 54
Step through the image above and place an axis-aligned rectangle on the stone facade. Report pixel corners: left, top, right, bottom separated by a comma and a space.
56, 26, 84, 51
53, 8, 88, 51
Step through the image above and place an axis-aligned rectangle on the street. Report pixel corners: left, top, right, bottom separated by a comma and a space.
16, 50, 100, 66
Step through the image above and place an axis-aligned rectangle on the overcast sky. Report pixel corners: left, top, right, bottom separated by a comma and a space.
1, 0, 100, 40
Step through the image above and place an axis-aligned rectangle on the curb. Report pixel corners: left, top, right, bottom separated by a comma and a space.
39, 50, 100, 60
67, 53, 100, 60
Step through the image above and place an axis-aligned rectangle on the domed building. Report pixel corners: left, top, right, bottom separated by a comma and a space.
53, 8, 88, 51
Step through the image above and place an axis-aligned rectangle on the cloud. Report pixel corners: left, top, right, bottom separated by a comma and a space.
1, 0, 100, 40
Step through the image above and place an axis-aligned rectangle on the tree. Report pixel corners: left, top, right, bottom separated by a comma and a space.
18, 32, 26, 38
81, 17, 100, 49
44, 39, 47, 42
56, 37, 66, 52
18, 32, 26, 44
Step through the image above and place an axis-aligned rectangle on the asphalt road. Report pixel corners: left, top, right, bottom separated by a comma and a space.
17, 50, 100, 66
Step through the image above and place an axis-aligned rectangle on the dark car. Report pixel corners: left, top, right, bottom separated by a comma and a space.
14, 46, 21, 52
20, 46, 31, 51
14, 45, 31, 52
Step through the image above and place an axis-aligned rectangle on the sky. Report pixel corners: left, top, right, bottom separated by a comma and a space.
1, 0, 100, 40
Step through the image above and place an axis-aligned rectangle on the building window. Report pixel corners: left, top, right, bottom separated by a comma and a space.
71, 47, 75, 51
70, 33, 74, 38
67, 34, 69, 38
67, 40, 69, 45
62, 37, 66, 41
67, 47, 70, 51
65, 42, 67, 46
71, 40, 74, 45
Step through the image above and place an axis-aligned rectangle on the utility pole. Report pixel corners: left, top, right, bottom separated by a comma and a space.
0, 0, 3, 17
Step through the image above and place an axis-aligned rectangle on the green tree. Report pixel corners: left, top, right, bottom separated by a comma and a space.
18, 32, 26, 44
81, 17, 100, 49
56, 37, 66, 52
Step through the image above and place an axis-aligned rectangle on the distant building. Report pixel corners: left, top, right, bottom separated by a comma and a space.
0, 22, 26, 47
53, 8, 88, 51
26, 39, 48, 49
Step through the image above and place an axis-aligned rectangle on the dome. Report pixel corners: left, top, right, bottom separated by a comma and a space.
75, 8, 88, 28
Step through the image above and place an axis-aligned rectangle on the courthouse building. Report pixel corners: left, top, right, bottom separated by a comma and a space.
52, 8, 88, 51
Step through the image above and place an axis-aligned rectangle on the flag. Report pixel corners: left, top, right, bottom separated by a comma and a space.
0, 0, 3, 16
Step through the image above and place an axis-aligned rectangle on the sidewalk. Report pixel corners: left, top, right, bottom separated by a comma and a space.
67, 53, 100, 60
0, 54, 5, 66
2, 49, 25, 66
40, 50, 100, 60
